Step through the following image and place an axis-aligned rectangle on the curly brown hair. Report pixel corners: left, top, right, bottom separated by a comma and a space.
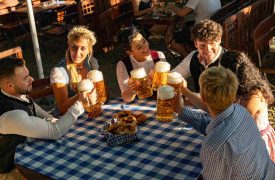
191, 19, 223, 42
220, 50, 274, 105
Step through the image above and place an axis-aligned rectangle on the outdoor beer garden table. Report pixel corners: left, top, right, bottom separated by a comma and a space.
13, 1, 76, 31
15, 98, 205, 179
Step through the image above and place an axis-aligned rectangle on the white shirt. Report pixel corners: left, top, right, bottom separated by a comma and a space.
186, 0, 221, 23
50, 57, 99, 84
0, 90, 84, 140
116, 51, 165, 94
172, 46, 222, 78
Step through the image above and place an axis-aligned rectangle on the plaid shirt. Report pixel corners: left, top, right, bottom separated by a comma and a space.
179, 104, 275, 179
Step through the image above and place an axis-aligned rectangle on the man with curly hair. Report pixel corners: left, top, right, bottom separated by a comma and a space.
173, 19, 224, 92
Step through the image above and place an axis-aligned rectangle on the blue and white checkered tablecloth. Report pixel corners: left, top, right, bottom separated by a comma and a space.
15, 98, 204, 179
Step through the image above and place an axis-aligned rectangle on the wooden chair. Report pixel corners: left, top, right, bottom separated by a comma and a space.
40, 4, 79, 38
253, 13, 275, 76
0, 46, 53, 100
0, 7, 29, 46
0, 46, 23, 59
29, 77, 53, 100
97, 1, 133, 52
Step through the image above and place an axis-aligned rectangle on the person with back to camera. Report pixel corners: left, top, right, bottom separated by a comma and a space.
0, 58, 88, 178
179, 50, 275, 162
175, 66, 275, 179
172, 19, 225, 93
116, 26, 166, 102
165, 0, 221, 56
51, 26, 100, 115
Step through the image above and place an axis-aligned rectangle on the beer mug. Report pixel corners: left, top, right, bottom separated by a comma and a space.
167, 72, 183, 95
157, 85, 175, 122
152, 61, 171, 91
78, 79, 101, 118
87, 70, 107, 105
130, 68, 153, 99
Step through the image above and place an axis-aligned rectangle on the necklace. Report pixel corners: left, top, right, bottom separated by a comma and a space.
75, 64, 84, 73
76, 67, 83, 73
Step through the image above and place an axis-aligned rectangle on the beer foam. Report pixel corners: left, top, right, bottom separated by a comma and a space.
155, 61, 170, 72
130, 68, 147, 79
158, 85, 175, 100
87, 70, 104, 82
78, 79, 94, 92
167, 72, 182, 84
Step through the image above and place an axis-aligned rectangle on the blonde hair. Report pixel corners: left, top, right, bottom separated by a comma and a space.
199, 66, 238, 112
66, 26, 97, 91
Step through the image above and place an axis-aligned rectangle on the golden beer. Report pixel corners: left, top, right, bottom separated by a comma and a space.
87, 70, 107, 104
78, 79, 102, 118
130, 68, 153, 99
167, 72, 183, 95
152, 61, 171, 91
157, 85, 175, 122
94, 80, 107, 104
84, 102, 102, 118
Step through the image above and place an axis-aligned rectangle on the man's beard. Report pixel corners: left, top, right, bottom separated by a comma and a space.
15, 85, 32, 95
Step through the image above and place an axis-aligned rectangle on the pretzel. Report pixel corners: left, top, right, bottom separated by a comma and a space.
133, 113, 148, 125
107, 111, 138, 134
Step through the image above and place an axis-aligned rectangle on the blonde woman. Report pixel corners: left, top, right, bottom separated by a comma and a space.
50, 26, 99, 115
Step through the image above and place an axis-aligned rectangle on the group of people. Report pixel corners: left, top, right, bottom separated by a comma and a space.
132, 0, 222, 57
0, 14, 275, 180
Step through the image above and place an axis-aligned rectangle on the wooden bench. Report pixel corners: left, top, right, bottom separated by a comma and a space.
29, 77, 53, 100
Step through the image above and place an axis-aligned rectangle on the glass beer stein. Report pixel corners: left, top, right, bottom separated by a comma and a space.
130, 68, 153, 99
87, 70, 107, 104
152, 61, 171, 91
167, 72, 183, 95
78, 79, 101, 118
157, 85, 175, 122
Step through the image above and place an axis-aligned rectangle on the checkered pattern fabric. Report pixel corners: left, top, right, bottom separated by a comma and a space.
15, 98, 204, 179
101, 123, 142, 146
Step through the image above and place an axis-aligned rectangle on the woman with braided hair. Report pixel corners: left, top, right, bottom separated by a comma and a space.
50, 26, 99, 115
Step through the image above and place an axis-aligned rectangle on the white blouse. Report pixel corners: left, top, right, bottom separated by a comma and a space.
116, 51, 166, 94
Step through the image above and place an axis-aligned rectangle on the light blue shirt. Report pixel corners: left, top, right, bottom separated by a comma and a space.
179, 104, 275, 179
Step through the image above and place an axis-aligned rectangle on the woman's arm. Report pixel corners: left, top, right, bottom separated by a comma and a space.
132, 0, 153, 17
51, 83, 79, 114
116, 61, 136, 102
240, 91, 266, 118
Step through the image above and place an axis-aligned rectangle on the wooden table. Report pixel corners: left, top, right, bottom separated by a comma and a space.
13, 1, 76, 31
135, 13, 177, 26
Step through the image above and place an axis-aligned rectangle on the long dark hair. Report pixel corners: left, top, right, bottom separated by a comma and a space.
220, 50, 274, 105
